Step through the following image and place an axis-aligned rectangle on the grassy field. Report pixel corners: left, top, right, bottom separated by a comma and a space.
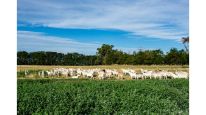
17, 65, 189, 72
17, 79, 189, 114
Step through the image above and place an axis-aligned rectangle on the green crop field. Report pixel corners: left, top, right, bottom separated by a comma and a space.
17, 79, 189, 114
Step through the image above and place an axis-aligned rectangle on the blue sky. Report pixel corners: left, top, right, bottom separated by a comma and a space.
17, 0, 189, 55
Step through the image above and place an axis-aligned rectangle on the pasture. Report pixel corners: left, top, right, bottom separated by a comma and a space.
17, 65, 189, 80
17, 65, 188, 72
17, 79, 189, 114
17, 65, 189, 114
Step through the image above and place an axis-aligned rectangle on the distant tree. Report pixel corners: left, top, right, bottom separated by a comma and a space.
45, 52, 58, 65
125, 54, 135, 65
164, 48, 188, 65
96, 44, 114, 65
133, 50, 144, 65
30, 51, 46, 65
17, 51, 29, 65
179, 49, 189, 65
165, 48, 179, 65
181, 37, 189, 53
17, 44, 189, 65
56, 53, 64, 65
112, 50, 125, 64
63, 53, 79, 65
132, 49, 164, 65
152, 49, 165, 64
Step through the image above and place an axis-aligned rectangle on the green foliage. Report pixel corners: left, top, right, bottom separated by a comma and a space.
17, 44, 189, 65
133, 49, 164, 65
17, 51, 97, 65
18, 79, 189, 114
17, 51, 29, 65
165, 48, 189, 65
96, 44, 114, 65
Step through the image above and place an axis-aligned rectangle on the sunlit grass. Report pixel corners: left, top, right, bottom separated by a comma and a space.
17, 65, 189, 72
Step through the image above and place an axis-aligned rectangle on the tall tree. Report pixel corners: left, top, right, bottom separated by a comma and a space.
96, 44, 114, 65
181, 37, 189, 53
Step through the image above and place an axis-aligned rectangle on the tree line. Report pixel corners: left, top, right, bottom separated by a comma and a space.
17, 44, 189, 65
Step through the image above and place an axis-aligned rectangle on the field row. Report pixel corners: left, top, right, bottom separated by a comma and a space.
17, 79, 189, 114
17, 65, 189, 71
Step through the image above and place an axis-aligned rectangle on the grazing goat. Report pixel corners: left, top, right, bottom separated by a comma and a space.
34, 68, 188, 80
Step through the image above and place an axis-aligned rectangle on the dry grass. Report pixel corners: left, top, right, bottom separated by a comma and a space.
17, 65, 189, 72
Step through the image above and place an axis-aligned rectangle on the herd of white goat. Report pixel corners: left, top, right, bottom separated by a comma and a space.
25, 68, 189, 80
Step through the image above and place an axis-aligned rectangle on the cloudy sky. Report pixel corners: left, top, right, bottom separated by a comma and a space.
17, 0, 189, 55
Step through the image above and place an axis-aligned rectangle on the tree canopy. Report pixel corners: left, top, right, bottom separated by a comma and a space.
17, 44, 189, 65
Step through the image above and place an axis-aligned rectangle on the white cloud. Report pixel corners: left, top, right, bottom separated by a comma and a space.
17, 31, 141, 54
17, 31, 101, 55
18, 0, 189, 40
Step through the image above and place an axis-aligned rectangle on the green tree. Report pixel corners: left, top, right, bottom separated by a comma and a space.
96, 44, 114, 65
17, 51, 29, 65
164, 48, 188, 65
17, 44, 189, 65
179, 49, 189, 65
45, 52, 58, 65
30, 51, 46, 65
152, 49, 164, 64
